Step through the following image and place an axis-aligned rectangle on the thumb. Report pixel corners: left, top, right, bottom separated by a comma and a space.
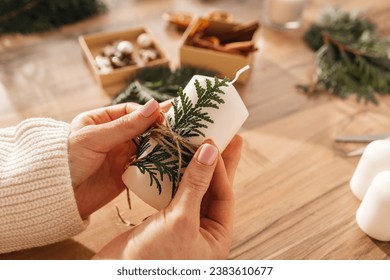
170, 143, 219, 214
88, 99, 160, 151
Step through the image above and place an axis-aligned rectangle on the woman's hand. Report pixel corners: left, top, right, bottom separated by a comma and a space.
68, 99, 161, 219
93, 135, 243, 259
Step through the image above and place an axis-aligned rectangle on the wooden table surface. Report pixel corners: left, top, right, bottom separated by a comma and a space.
1, 0, 390, 260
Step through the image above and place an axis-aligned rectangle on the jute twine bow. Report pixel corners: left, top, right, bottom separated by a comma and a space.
117, 113, 200, 226
130, 113, 200, 192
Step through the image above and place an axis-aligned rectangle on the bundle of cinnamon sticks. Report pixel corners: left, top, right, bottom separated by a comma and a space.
187, 19, 260, 56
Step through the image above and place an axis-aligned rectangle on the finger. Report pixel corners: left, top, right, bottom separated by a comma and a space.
160, 99, 173, 112
222, 135, 243, 184
160, 99, 173, 111
206, 153, 233, 212
200, 136, 242, 226
93, 102, 142, 122
71, 103, 142, 130
79, 99, 161, 151
209, 154, 232, 200
170, 143, 219, 216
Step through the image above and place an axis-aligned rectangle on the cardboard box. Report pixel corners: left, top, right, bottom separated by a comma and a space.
180, 18, 259, 83
79, 27, 169, 88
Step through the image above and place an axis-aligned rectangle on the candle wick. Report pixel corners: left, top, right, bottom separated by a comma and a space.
230, 65, 250, 84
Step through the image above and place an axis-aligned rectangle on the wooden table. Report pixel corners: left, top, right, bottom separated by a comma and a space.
1, 0, 390, 260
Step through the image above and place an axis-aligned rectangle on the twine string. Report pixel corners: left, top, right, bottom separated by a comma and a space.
130, 113, 199, 191
119, 114, 199, 226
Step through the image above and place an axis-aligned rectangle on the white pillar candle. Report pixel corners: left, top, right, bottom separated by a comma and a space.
350, 139, 390, 200
356, 170, 390, 241
122, 68, 249, 210
264, 0, 306, 29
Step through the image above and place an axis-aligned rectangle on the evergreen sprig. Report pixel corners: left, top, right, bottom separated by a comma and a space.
300, 7, 390, 104
111, 66, 217, 105
169, 77, 227, 138
132, 138, 183, 196
0, 0, 107, 34
131, 77, 229, 197
303, 7, 375, 52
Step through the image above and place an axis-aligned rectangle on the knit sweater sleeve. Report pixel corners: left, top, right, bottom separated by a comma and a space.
0, 118, 86, 254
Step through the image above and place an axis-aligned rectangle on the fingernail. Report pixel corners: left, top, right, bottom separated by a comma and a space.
139, 99, 159, 118
197, 144, 218, 166
157, 115, 164, 125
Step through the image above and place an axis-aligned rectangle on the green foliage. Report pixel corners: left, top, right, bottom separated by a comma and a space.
169, 77, 227, 138
132, 138, 183, 196
0, 0, 107, 34
304, 7, 375, 51
111, 66, 217, 105
131, 77, 229, 197
301, 7, 390, 104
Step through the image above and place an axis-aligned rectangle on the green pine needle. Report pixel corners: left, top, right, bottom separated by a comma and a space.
111, 66, 217, 105
300, 7, 390, 104
0, 0, 107, 34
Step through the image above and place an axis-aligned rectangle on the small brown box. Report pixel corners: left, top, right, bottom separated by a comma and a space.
79, 27, 169, 87
179, 18, 259, 83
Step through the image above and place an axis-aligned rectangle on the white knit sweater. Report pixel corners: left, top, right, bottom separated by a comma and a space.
0, 118, 86, 254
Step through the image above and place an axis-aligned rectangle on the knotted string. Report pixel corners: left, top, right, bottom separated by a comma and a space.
117, 113, 200, 226
130, 112, 200, 193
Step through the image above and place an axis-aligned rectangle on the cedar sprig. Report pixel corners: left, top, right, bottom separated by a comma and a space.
303, 7, 375, 52
132, 137, 183, 195
0, 0, 106, 34
300, 7, 390, 104
111, 66, 217, 105
169, 77, 228, 138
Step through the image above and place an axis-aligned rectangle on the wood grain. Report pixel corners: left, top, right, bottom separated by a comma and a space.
1, 0, 390, 260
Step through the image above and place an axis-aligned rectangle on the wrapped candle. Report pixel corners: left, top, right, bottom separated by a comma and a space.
356, 170, 390, 241
122, 66, 250, 210
350, 139, 390, 200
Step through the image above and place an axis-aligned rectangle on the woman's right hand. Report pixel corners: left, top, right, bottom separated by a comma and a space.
93, 135, 243, 259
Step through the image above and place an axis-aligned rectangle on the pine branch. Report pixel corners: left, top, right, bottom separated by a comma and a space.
171, 77, 228, 138
0, 0, 107, 34
132, 136, 181, 195
300, 7, 390, 104
303, 7, 375, 51
111, 66, 217, 105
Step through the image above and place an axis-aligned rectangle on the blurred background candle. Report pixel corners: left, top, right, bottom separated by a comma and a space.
122, 69, 249, 210
263, 0, 307, 29
350, 139, 390, 200
356, 170, 390, 241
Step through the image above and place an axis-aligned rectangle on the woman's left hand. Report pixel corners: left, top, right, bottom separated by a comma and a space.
68, 100, 161, 219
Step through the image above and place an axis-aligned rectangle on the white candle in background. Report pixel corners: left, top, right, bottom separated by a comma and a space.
356, 170, 390, 241
264, 0, 306, 29
350, 139, 390, 200
122, 67, 249, 210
